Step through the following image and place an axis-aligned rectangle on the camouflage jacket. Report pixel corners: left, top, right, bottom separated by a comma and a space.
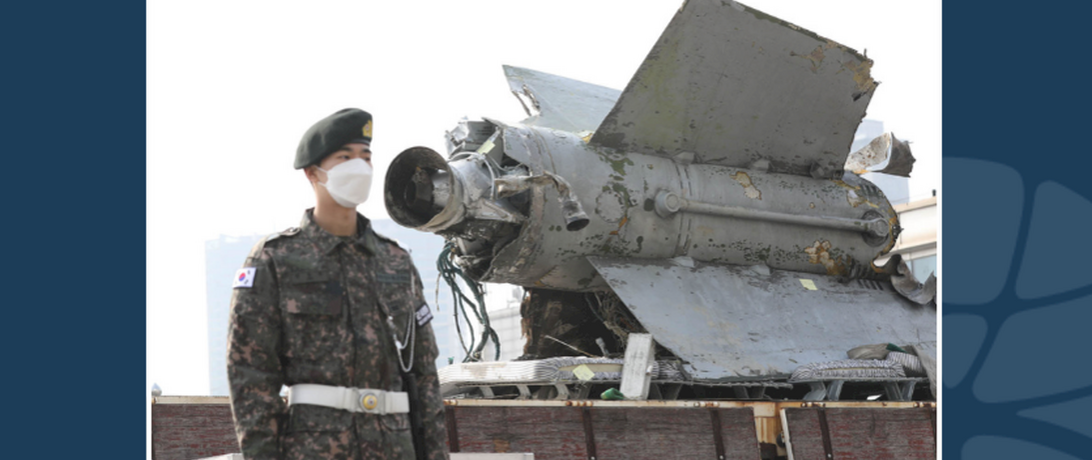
227, 209, 448, 460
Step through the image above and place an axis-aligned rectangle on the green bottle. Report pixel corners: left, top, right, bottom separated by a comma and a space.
600, 388, 626, 400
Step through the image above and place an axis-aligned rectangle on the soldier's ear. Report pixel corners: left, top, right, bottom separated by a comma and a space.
304, 165, 320, 184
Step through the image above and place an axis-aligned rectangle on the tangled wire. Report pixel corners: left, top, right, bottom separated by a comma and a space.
437, 242, 500, 362
585, 291, 644, 346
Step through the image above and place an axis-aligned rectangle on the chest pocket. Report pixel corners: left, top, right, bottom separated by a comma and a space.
280, 270, 348, 368
376, 268, 414, 318
281, 271, 344, 316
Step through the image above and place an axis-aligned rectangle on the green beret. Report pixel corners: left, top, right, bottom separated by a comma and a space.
294, 108, 373, 169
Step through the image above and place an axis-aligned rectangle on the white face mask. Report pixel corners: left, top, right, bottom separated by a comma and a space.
317, 158, 373, 208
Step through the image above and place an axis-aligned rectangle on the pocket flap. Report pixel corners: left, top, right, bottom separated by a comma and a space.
285, 403, 352, 433
283, 276, 343, 316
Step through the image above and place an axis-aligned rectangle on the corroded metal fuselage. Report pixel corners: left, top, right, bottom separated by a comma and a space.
386, 120, 898, 292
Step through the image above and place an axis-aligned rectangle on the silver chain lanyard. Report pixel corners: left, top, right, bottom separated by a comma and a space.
388, 311, 415, 374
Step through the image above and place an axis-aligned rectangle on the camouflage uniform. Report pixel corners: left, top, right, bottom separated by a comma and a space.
227, 208, 448, 460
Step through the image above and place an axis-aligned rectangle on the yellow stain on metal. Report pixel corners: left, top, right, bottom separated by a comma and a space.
881, 213, 900, 254
731, 171, 762, 200
609, 216, 629, 236
831, 179, 861, 190
804, 240, 847, 276
581, 132, 595, 143
841, 59, 877, 94
846, 189, 880, 209
790, 45, 826, 73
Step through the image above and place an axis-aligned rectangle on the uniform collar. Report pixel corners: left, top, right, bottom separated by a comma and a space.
299, 208, 377, 256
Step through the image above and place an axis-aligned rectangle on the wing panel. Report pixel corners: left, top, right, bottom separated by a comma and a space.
587, 256, 936, 381
504, 65, 621, 134
590, 0, 876, 176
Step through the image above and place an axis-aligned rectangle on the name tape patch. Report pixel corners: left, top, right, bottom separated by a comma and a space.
233, 267, 256, 288
376, 271, 411, 284
415, 303, 433, 327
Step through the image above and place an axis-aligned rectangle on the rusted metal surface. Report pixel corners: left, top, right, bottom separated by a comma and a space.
889, 255, 937, 305
381, 0, 933, 394
587, 256, 936, 380
591, 0, 875, 177
389, 124, 901, 292
844, 132, 917, 178
878, 134, 915, 177
845, 133, 893, 174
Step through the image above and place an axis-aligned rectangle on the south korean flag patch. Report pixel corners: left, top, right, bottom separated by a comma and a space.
232, 267, 257, 288
415, 302, 433, 327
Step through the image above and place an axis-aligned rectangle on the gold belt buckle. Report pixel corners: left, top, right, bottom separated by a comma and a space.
360, 391, 379, 412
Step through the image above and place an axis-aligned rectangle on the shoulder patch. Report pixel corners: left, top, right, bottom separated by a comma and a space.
415, 302, 433, 327
266, 227, 301, 244
233, 267, 257, 288
258, 227, 301, 251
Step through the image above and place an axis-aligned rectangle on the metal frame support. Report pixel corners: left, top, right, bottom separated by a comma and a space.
826, 381, 845, 401
554, 383, 570, 400
804, 382, 827, 401
882, 380, 917, 401
620, 333, 656, 400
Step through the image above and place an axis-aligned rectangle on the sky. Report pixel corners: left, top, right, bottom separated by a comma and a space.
147, 0, 941, 396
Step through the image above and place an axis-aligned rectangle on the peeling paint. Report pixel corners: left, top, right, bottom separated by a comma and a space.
731, 171, 762, 200
845, 189, 879, 208
804, 240, 847, 276
609, 216, 629, 236
790, 45, 825, 73
596, 150, 635, 176
881, 213, 900, 254
841, 59, 877, 94
831, 179, 861, 191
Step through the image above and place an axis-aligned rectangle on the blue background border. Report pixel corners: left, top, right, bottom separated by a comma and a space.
944, 2, 1092, 459
7, 1, 1089, 457
5, 1, 146, 456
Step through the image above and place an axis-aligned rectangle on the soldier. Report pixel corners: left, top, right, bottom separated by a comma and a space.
227, 108, 448, 460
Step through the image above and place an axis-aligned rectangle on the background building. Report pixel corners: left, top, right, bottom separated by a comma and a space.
205, 234, 264, 396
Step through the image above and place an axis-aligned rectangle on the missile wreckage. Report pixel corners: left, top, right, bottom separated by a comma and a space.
385, 0, 935, 403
